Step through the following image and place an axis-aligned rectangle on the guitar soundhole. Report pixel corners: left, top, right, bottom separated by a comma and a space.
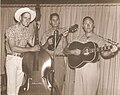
82, 47, 90, 55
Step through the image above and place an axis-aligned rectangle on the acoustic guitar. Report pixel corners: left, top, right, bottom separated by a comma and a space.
68, 41, 119, 69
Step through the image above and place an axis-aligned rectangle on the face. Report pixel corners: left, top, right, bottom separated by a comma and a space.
82, 18, 94, 33
20, 12, 31, 27
50, 15, 60, 28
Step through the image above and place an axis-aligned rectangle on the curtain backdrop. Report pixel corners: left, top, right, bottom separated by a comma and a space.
1, 4, 120, 95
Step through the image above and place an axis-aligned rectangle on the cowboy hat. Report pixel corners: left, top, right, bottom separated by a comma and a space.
15, 7, 36, 22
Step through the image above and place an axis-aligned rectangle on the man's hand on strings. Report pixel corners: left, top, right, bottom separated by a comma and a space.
70, 49, 81, 55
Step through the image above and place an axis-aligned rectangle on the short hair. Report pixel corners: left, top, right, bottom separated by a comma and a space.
21, 12, 30, 17
50, 13, 59, 20
83, 16, 94, 24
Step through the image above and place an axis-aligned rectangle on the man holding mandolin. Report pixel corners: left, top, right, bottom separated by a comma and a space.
41, 13, 78, 94
63, 16, 119, 95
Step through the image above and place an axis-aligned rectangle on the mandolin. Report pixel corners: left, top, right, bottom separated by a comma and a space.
47, 24, 78, 51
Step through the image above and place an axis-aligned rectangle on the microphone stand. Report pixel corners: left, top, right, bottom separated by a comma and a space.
51, 30, 57, 95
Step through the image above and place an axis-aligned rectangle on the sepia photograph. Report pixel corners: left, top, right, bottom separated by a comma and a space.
1, 0, 120, 95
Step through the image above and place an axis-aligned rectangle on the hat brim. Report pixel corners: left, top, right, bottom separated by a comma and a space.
15, 7, 36, 22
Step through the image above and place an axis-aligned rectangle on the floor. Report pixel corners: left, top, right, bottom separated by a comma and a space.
19, 83, 50, 95
1, 74, 51, 95
1, 82, 51, 95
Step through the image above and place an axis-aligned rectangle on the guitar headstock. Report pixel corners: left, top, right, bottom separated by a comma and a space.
69, 24, 78, 33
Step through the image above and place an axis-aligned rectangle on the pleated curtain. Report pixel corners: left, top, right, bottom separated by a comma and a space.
1, 4, 120, 95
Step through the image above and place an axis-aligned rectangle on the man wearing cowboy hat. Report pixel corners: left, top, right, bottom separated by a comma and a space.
5, 7, 40, 95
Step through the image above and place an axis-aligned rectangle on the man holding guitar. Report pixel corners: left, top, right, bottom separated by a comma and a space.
63, 16, 119, 95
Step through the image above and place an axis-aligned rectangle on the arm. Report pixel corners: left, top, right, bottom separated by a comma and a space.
101, 45, 118, 58
63, 46, 81, 56
41, 31, 50, 49
42, 41, 49, 49
62, 36, 68, 50
63, 46, 72, 56
62, 34, 72, 55
63, 39, 81, 56
27, 35, 35, 47
101, 51, 113, 58
62, 30, 74, 55
8, 38, 40, 53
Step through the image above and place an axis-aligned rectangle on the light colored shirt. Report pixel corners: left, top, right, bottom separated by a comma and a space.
68, 33, 106, 64
71, 33, 106, 46
5, 23, 33, 54
41, 27, 66, 56
73, 33, 107, 95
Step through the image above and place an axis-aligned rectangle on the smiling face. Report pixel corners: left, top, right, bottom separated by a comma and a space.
20, 12, 31, 27
82, 17, 94, 33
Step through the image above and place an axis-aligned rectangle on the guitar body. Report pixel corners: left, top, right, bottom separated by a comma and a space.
68, 41, 99, 69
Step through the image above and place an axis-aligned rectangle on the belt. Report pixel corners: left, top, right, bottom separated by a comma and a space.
55, 55, 65, 57
7, 53, 23, 58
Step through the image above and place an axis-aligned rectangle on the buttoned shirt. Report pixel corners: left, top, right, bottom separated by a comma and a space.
70, 33, 106, 47
68, 33, 106, 64
41, 27, 66, 56
5, 23, 33, 54
79, 33, 106, 46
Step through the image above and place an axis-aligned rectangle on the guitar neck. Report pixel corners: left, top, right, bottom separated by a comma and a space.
97, 44, 120, 52
98, 45, 113, 52
90, 45, 113, 53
